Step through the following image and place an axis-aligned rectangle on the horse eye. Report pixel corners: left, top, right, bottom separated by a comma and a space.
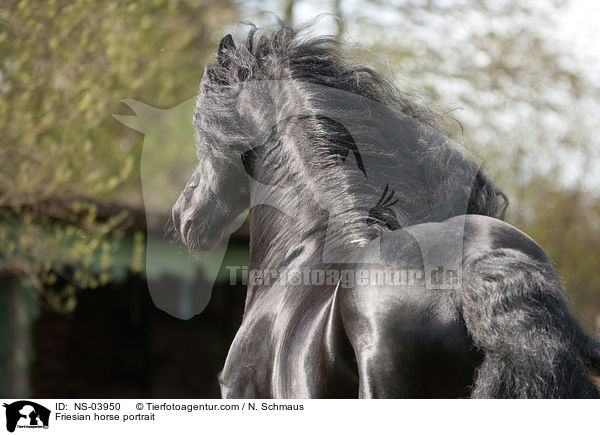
241, 148, 257, 174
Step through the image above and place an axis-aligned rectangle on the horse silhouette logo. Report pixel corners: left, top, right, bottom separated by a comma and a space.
3, 401, 50, 432
114, 81, 484, 318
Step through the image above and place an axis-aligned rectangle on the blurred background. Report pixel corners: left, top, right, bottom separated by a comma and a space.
0, 0, 599, 397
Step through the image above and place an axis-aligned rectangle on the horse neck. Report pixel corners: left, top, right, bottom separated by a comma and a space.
242, 130, 375, 310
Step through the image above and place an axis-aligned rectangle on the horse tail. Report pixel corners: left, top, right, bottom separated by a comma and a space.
458, 248, 600, 398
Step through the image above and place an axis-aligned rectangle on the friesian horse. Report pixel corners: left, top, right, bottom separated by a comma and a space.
172, 22, 600, 398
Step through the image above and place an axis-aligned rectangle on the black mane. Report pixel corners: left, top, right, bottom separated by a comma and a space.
195, 20, 506, 241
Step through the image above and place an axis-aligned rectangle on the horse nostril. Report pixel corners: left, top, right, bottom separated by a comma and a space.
182, 218, 193, 241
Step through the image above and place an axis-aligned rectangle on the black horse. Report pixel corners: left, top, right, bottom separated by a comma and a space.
172, 22, 600, 398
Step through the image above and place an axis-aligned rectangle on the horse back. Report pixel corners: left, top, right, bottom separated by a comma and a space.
336, 215, 550, 397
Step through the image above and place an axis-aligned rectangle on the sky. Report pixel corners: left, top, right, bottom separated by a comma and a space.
558, 0, 600, 84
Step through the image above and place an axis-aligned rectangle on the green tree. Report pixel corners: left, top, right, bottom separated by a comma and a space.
0, 0, 237, 310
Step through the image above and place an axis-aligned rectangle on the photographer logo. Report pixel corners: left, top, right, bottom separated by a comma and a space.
3, 401, 50, 433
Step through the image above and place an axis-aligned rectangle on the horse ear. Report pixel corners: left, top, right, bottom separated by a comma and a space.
217, 34, 235, 65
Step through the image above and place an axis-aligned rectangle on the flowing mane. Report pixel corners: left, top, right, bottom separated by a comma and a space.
195, 20, 506, 252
